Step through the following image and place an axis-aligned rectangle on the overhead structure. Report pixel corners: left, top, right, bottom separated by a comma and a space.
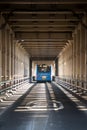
0, 0, 87, 60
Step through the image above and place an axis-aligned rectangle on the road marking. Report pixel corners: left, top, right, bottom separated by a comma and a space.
54, 82, 87, 111
15, 100, 64, 111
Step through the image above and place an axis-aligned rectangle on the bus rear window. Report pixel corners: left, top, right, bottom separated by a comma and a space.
38, 66, 50, 72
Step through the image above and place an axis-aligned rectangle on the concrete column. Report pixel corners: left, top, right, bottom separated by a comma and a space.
72, 40, 74, 79
69, 44, 72, 78
65, 46, 69, 78
86, 29, 87, 81
62, 49, 65, 78
0, 29, 2, 81
16, 44, 18, 79
69, 42, 73, 79
55, 57, 58, 76
11, 33, 14, 79
24, 53, 29, 77
80, 25, 86, 80
19, 47, 24, 78
58, 57, 62, 76
17, 45, 20, 79
13, 40, 16, 79
1, 29, 7, 81
72, 40, 74, 78
84, 15, 87, 81
13, 42, 18, 80
78, 30, 80, 79
71, 42, 73, 79
29, 58, 32, 82
66, 46, 69, 78
73, 33, 76, 79
6, 29, 9, 80
6, 29, 11, 80
9, 32, 11, 79
68, 43, 72, 79
76, 29, 80, 79
62, 53, 64, 78
4, 29, 8, 80
14, 43, 18, 79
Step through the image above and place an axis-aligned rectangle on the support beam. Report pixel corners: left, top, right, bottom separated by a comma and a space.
15, 32, 72, 41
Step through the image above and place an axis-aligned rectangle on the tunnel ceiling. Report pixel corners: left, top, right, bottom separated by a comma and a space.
0, 0, 87, 60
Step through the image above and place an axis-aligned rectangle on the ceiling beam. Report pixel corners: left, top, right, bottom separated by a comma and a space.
9, 21, 77, 28
2, 11, 84, 14
13, 27, 74, 32
11, 24, 76, 27
19, 39, 67, 42
20, 44, 66, 47
22, 47, 65, 49
0, 1, 87, 4
15, 32, 72, 39
8, 14, 79, 22
31, 57, 55, 61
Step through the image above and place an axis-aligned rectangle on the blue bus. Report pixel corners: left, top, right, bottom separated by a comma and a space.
36, 64, 51, 82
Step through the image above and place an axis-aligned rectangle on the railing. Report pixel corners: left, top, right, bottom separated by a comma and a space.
55, 76, 87, 94
0, 77, 30, 95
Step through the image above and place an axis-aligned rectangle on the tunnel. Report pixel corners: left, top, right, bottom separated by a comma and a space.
0, 0, 87, 130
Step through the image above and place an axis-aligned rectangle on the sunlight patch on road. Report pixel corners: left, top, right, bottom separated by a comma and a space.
54, 82, 87, 111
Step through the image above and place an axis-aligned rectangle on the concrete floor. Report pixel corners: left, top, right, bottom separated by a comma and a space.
0, 82, 87, 130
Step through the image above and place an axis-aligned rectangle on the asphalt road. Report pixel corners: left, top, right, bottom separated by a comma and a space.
0, 82, 87, 130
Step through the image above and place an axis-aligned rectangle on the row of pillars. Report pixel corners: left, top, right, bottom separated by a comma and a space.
1, 27, 14, 81
73, 24, 87, 81
0, 15, 30, 82
58, 15, 87, 81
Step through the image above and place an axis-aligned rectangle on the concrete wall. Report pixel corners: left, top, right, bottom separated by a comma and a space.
58, 14, 87, 82
0, 14, 30, 82
14, 43, 29, 80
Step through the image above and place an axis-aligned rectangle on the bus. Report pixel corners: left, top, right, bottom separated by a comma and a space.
36, 64, 51, 82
